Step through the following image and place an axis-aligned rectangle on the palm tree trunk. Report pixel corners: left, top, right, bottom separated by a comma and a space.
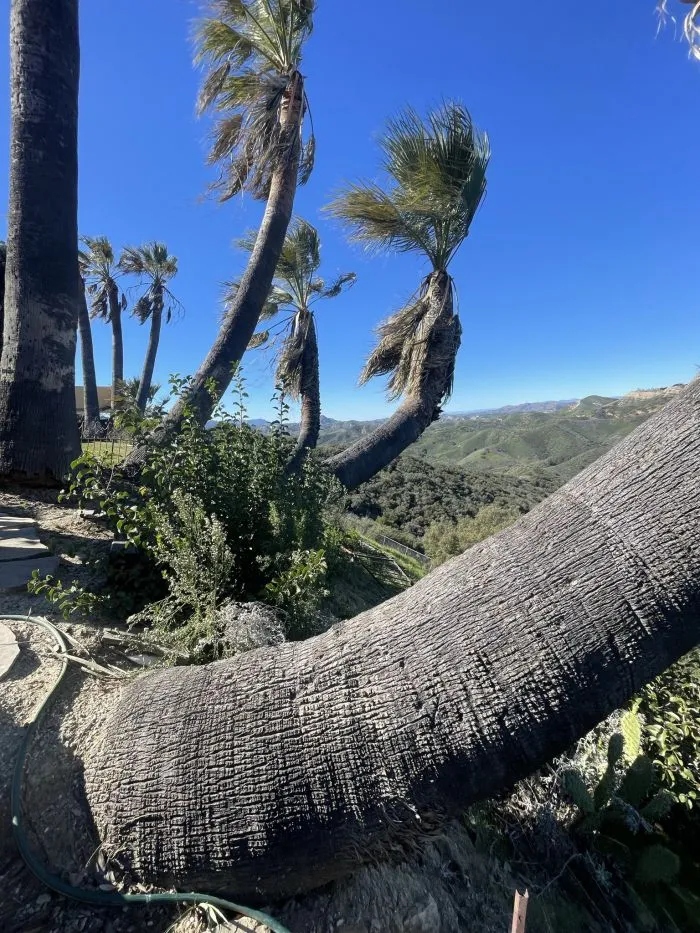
135, 298, 162, 414
77, 277, 101, 437
0, 0, 81, 484
86, 378, 700, 901
325, 272, 459, 489
287, 312, 320, 473
125, 74, 305, 463
109, 283, 123, 412
0, 246, 6, 351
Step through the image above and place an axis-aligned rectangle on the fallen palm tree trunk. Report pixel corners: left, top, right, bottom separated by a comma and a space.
85, 378, 700, 902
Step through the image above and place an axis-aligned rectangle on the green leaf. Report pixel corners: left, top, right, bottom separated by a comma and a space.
633, 845, 680, 885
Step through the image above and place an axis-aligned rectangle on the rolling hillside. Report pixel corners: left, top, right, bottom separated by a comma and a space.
337, 384, 685, 542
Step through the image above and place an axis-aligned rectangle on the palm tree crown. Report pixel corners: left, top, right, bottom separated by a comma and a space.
228, 218, 355, 397
327, 102, 489, 402
195, 0, 316, 200
118, 242, 179, 323
79, 235, 125, 321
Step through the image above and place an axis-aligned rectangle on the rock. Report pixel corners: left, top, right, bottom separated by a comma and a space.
0, 621, 20, 679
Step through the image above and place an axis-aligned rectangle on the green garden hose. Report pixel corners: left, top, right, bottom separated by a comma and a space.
6, 612, 291, 933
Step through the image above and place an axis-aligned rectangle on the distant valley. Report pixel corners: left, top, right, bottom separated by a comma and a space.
325, 384, 686, 547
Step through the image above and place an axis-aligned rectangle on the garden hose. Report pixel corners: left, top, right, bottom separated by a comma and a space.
6, 612, 291, 933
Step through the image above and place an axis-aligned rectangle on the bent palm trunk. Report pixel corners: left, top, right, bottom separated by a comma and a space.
77, 279, 101, 436
287, 311, 320, 473
86, 378, 700, 901
135, 298, 162, 413
325, 273, 460, 489
146, 75, 304, 446
0, 0, 80, 482
0, 244, 6, 349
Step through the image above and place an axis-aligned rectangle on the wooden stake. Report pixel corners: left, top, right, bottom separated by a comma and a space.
511, 888, 529, 933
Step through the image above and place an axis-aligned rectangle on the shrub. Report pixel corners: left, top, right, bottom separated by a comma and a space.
40, 374, 343, 657
424, 502, 522, 566
634, 647, 700, 811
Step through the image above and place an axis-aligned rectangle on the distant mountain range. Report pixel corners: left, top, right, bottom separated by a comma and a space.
240, 384, 685, 483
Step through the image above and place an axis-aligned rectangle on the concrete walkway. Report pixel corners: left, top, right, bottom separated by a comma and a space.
0, 511, 59, 678
0, 513, 58, 592
0, 513, 59, 678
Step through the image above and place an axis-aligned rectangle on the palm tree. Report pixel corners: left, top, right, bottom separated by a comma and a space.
0, 240, 6, 350
79, 236, 127, 412
147, 0, 316, 445
77, 276, 102, 437
0, 0, 81, 482
119, 243, 179, 414
232, 218, 355, 468
322, 103, 489, 490
86, 378, 700, 900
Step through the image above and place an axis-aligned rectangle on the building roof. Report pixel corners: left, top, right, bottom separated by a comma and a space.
75, 386, 112, 413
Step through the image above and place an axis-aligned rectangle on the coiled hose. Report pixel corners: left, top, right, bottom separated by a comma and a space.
6, 612, 291, 933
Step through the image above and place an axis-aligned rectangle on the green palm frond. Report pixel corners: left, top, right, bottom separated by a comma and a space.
313, 271, 357, 299
237, 217, 356, 316
119, 242, 180, 324
327, 102, 489, 270
195, 1, 315, 199
80, 236, 122, 321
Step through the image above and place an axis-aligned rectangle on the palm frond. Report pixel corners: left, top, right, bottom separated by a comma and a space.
275, 308, 310, 397
326, 184, 423, 255
195, 0, 315, 199
80, 236, 121, 319
298, 133, 316, 185
247, 329, 270, 349
133, 295, 154, 324
359, 293, 429, 392
360, 274, 461, 404
316, 271, 357, 299
327, 102, 489, 270
119, 242, 180, 323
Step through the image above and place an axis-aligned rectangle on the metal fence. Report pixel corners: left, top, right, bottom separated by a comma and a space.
82, 436, 133, 465
368, 531, 430, 565
342, 514, 430, 565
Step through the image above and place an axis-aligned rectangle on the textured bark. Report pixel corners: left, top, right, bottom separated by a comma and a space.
128, 74, 305, 460
108, 281, 123, 411
86, 378, 700, 901
77, 277, 101, 436
0, 0, 81, 483
325, 272, 460, 490
287, 311, 320, 474
135, 295, 162, 413
0, 244, 6, 350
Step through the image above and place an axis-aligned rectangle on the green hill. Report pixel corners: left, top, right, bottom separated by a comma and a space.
332, 385, 684, 541
344, 455, 555, 544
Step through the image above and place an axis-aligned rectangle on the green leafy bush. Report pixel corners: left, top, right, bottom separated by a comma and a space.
634, 647, 700, 810
558, 714, 700, 930
45, 374, 343, 656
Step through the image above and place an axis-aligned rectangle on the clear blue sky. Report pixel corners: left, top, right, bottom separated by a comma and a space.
1, 1, 699, 420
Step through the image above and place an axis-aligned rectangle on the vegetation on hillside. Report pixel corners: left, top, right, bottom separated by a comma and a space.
343, 453, 550, 545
